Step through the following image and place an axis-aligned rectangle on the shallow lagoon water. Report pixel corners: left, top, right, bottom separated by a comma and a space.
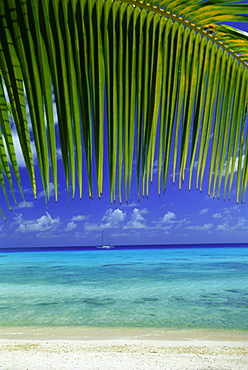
0, 245, 247, 330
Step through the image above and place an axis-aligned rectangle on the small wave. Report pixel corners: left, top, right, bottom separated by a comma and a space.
133, 298, 159, 304
82, 298, 115, 306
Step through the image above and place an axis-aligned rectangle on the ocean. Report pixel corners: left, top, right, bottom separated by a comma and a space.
0, 244, 247, 332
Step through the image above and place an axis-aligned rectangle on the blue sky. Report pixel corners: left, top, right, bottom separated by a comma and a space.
0, 19, 248, 248
1, 163, 247, 247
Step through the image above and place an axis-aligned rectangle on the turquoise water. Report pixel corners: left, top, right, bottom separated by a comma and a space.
0, 246, 247, 330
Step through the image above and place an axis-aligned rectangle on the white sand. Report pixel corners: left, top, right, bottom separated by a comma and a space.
0, 328, 247, 370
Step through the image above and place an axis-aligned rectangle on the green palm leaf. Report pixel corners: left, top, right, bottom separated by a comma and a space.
0, 0, 248, 213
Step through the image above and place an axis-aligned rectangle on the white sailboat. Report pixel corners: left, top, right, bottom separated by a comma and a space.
95, 231, 115, 249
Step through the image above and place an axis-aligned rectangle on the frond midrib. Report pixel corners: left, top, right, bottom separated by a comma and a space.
120, 0, 248, 67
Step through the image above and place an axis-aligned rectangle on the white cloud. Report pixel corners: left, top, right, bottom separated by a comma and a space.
15, 212, 60, 233
0, 225, 5, 237
223, 205, 240, 214
53, 100, 58, 125
122, 202, 138, 208
162, 225, 174, 230
102, 208, 126, 224
64, 221, 77, 232
232, 221, 247, 230
124, 208, 147, 229
124, 220, 146, 229
27, 183, 56, 201
35, 230, 61, 239
73, 231, 88, 239
216, 217, 248, 232
71, 215, 89, 222
187, 223, 214, 231
222, 155, 245, 176
132, 208, 145, 221
152, 211, 187, 230
199, 208, 209, 215
212, 213, 222, 219
84, 222, 112, 231
56, 148, 62, 159
83, 209, 126, 231
6, 131, 37, 167
84, 222, 99, 231
235, 218, 247, 227
36, 183, 55, 199
216, 223, 228, 231
161, 211, 176, 223
13, 201, 34, 209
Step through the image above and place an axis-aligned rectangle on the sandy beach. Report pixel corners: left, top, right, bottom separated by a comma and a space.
0, 328, 247, 370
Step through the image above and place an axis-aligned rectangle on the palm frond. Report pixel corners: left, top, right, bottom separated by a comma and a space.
0, 0, 248, 212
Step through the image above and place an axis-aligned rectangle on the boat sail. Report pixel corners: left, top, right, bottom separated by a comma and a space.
95, 231, 115, 249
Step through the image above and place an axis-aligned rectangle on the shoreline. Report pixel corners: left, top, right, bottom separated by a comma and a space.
0, 326, 248, 341
0, 328, 247, 369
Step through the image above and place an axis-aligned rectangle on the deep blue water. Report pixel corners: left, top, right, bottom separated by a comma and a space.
0, 244, 247, 330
